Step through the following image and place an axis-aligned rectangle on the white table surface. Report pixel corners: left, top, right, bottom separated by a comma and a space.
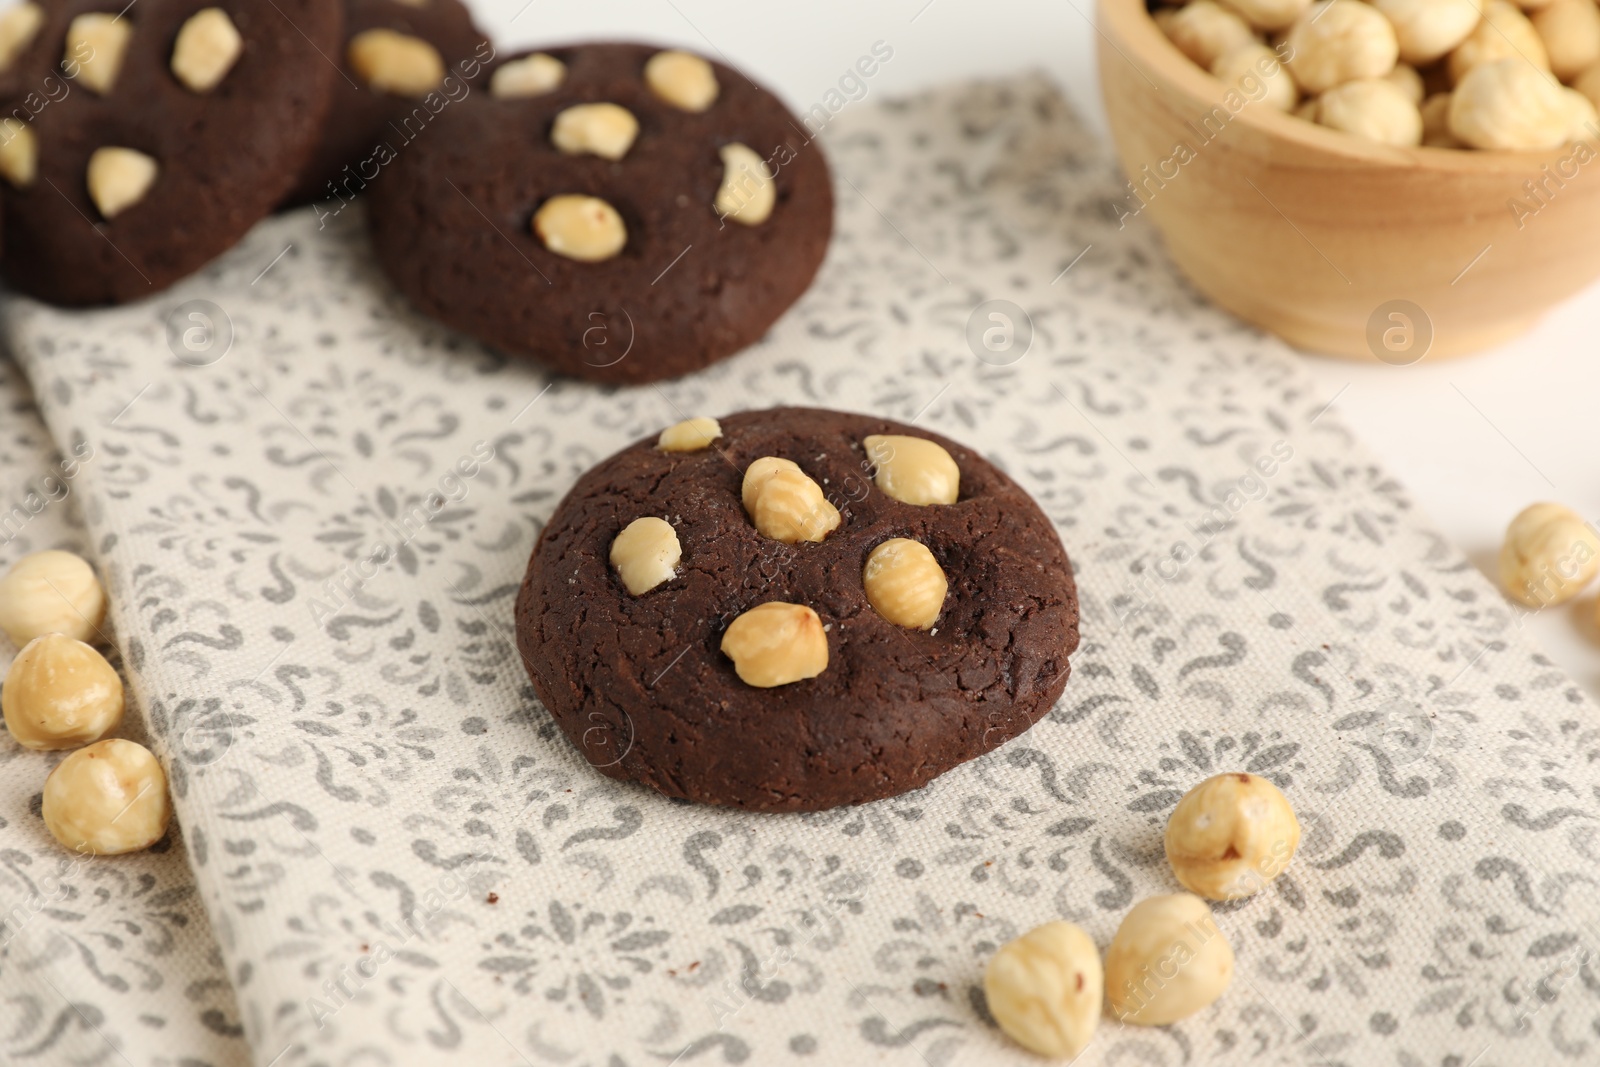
475, 0, 1600, 698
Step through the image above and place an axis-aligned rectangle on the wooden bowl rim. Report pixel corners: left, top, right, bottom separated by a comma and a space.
1098, 0, 1583, 173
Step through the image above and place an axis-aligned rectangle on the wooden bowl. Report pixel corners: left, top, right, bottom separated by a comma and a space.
1097, 0, 1600, 361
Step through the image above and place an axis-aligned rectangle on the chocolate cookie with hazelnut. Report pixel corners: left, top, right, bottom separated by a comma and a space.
515, 407, 1080, 812
367, 42, 833, 384
0, 0, 342, 305
282, 0, 491, 206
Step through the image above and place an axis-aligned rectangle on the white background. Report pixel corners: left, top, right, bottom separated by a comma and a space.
474, 0, 1600, 697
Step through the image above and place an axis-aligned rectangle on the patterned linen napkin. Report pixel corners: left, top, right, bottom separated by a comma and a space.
3, 74, 1598, 1067
0, 356, 245, 1066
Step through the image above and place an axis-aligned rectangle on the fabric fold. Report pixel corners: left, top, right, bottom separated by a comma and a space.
0, 356, 245, 1066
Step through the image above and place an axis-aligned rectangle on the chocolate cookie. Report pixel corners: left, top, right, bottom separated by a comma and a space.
0, 0, 342, 305
515, 407, 1080, 812
367, 43, 834, 385
283, 0, 489, 206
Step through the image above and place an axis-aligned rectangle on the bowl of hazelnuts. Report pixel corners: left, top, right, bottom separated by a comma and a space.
1099, 0, 1600, 361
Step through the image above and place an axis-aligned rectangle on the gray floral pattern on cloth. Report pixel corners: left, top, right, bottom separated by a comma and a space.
3, 75, 1598, 1066
0, 356, 246, 1066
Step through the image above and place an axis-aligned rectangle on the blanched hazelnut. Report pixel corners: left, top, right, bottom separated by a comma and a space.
863, 434, 960, 506
1217, 0, 1313, 32
645, 50, 719, 112
1498, 502, 1600, 606
66, 12, 133, 95
1105, 894, 1235, 1025
533, 195, 627, 262
1533, 0, 1600, 82
551, 103, 639, 161
1385, 62, 1425, 105
0, 550, 108, 647
741, 457, 802, 513
170, 8, 243, 93
1317, 78, 1424, 144
1286, 1, 1399, 94
657, 416, 723, 452
1450, 59, 1579, 149
984, 922, 1102, 1058
715, 143, 776, 225
1164, 772, 1301, 900
1211, 42, 1300, 111
863, 538, 946, 629
42, 739, 170, 855
87, 146, 159, 219
609, 517, 680, 596
1159, 1, 1257, 70
1449, 1, 1550, 83
720, 602, 828, 687
2, 634, 123, 750
0, 118, 37, 187
1373, 0, 1484, 66
490, 52, 565, 98
347, 29, 445, 98
751, 468, 840, 544
0, 3, 43, 73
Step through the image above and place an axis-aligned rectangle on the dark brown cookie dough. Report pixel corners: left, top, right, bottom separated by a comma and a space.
515, 407, 1080, 813
282, 0, 489, 206
0, 0, 342, 306
367, 42, 834, 385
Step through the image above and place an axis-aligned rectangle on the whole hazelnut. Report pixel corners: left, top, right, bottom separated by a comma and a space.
3, 633, 124, 750
1105, 894, 1235, 1025
1497, 502, 1600, 605
42, 739, 171, 855
1164, 772, 1301, 900
0, 550, 108, 647
984, 921, 1102, 1058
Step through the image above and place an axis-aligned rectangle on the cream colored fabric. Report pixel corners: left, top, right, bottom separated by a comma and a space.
0, 357, 244, 1066
2, 77, 1594, 1066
